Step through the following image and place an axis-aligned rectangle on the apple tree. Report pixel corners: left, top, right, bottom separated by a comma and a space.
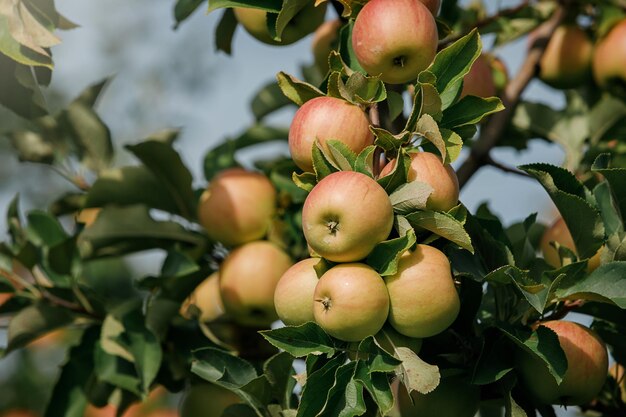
1, 0, 626, 416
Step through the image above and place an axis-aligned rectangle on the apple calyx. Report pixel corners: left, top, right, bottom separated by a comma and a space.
393, 55, 406, 68
317, 296, 332, 311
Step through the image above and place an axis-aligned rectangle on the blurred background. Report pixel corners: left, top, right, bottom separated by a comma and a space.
0, 0, 579, 416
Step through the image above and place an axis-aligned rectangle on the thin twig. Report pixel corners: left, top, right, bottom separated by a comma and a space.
456, 5, 567, 187
484, 155, 531, 178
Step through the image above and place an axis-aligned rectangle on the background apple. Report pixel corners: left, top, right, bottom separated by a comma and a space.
274, 258, 323, 326
302, 171, 393, 262
593, 19, 626, 93
288, 96, 373, 172
312, 19, 342, 75
461, 54, 497, 98
197, 168, 276, 247
313, 263, 389, 342
233, 3, 326, 46
540, 216, 601, 271
397, 374, 480, 417
352, 0, 438, 84
533, 25, 592, 89
516, 320, 608, 405
385, 244, 460, 338
219, 241, 292, 327
380, 151, 459, 211
180, 383, 240, 417
180, 272, 224, 323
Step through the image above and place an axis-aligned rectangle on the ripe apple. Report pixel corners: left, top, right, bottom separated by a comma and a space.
233, 3, 326, 46
312, 19, 342, 74
593, 20, 626, 93
180, 383, 240, 417
274, 258, 323, 326
461, 54, 497, 98
301, 171, 393, 262
313, 263, 389, 342
288, 96, 373, 172
384, 244, 460, 338
516, 320, 608, 405
219, 241, 292, 327
380, 151, 459, 212
397, 375, 480, 417
181, 272, 225, 323
197, 168, 276, 247
540, 216, 601, 271
533, 25, 592, 89
351, 0, 438, 84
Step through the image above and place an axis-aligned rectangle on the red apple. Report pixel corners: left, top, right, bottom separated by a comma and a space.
289, 96, 373, 172
197, 168, 276, 247
351, 0, 438, 84
461, 54, 497, 98
219, 241, 292, 327
593, 19, 626, 93
274, 258, 323, 326
312, 19, 342, 74
540, 216, 601, 271
385, 244, 460, 338
302, 171, 393, 262
380, 151, 459, 211
313, 263, 389, 342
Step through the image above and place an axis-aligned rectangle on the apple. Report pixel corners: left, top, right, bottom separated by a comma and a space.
274, 258, 323, 326
197, 168, 276, 247
301, 171, 393, 262
593, 19, 626, 94
516, 320, 608, 405
532, 25, 592, 89
384, 244, 460, 338
380, 151, 459, 212
180, 383, 240, 417
313, 263, 389, 342
289, 96, 373, 172
233, 3, 327, 46
181, 272, 225, 323
312, 19, 342, 74
540, 216, 601, 271
219, 241, 292, 327
397, 375, 480, 417
351, 0, 438, 84
461, 54, 497, 98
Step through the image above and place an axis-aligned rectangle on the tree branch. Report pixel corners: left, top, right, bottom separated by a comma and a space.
456, 5, 567, 188
484, 155, 531, 178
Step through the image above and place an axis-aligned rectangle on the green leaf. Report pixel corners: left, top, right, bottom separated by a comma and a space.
592, 153, 626, 219
344, 72, 386, 104
0, 13, 53, 68
312, 140, 339, 180
94, 342, 142, 395
386, 91, 405, 122
589, 94, 626, 144
377, 149, 409, 194
8, 130, 54, 163
26, 210, 68, 247
276, 71, 324, 106
259, 322, 336, 358
215, 8, 237, 54
394, 348, 440, 395
555, 262, 626, 307
296, 355, 346, 417
371, 127, 411, 152
292, 171, 316, 192
356, 336, 402, 373
207, 0, 281, 13
63, 99, 113, 171
406, 82, 442, 131
472, 328, 514, 385
272, 0, 308, 41
317, 361, 366, 417
263, 352, 296, 409
353, 362, 395, 415
441, 95, 504, 128
415, 114, 446, 161
251, 80, 292, 121
405, 210, 473, 253
325, 139, 357, 171
5, 302, 75, 353
389, 181, 433, 214
367, 229, 416, 276
0, 54, 47, 118
174, 0, 206, 25
485, 266, 546, 313
354, 145, 375, 178
440, 128, 463, 164
338, 20, 365, 74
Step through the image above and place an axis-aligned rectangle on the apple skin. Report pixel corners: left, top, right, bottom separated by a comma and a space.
385, 244, 460, 338
397, 375, 480, 417
534, 25, 592, 89
313, 263, 389, 342
274, 258, 323, 326
352, 0, 438, 84
197, 168, 276, 247
312, 19, 342, 74
220, 241, 292, 327
233, 3, 327, 46
540, 217, 601, 272
593, 20, 626, 93
302, 171, 394, 263
180, 383, 240, 417
380, 152, 459, 212
516, 320, 608, 406
181, 272, 225, 323
289, 96, 373, 172
461, 54, 497, 98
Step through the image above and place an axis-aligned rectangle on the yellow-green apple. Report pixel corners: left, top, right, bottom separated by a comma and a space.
533, 25, 592, 89
274, 258, 323, 326
380, 151, 459, 211
180, 383, 240, 417
288, 96, 373, 172
384, 244, 460, 338
181, 272, 225, 322
540, 216, 601, 271
351, 0, 438, 84
233, 3, 327, 46
197, 168, 276, 247
609, 363, 626, 402
219, 241, 292, 327
397, 375, 480, 417
461, 54, 497, 98
516, 320, 608, 405
375, 325, 422, 355
312, 19, 342, 74
313, 263, 389, 342
302, 171, 393, 262
491, 55, 509, 93
593, 20, 626, 93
